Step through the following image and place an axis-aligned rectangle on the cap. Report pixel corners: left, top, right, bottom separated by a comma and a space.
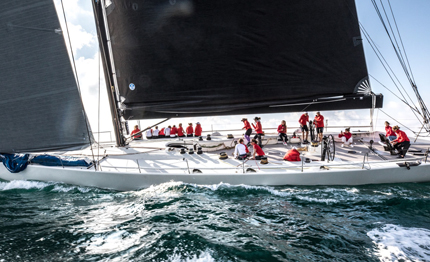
196, 122, 200, 125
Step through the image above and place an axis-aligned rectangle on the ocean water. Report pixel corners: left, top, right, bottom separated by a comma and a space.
0, 180, 429, 262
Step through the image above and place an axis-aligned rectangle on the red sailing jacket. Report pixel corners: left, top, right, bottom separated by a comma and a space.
339, 132, 352, 140
392, 130, 410, 143
195, 124, 202, 136
277, 124, 286, 134
177, 127, 184, 136
243, 120, 251, 130
298, 114, 309, 126
314, 115, 324, 128
252, 121, 263, 134
186, 126, 194, 135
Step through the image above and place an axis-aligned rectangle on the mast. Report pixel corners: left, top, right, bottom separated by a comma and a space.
91, 0, 126, 147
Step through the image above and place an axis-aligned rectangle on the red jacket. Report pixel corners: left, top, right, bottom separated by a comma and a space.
243, 120, 251, 130
298, 114, 309, 126
314, 115, 324, 128
339, 132, 352, 140
253, 144, 265, 156
393, 130, 410, 143
130, 129, 141, 138
385, 126, 395, 137
277, 124, 286, 134
159, 128, 165, 136
252, 121, 263, 134
186, 126, 193, 135
171, 126, 177, 135
195, 124, 202, 136
177, 127, 184, 136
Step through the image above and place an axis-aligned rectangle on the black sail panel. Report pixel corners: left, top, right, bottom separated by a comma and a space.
105, 0, 382, 119
0, 0, 93, 153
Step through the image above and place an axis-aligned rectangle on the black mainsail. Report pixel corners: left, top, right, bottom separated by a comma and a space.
97, 0, 383, 120
0, 0, 93, 153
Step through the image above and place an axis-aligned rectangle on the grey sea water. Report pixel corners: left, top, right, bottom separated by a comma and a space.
0, 180, 429, 262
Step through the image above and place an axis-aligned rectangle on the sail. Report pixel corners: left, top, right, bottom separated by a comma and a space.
101, 0, 383, 119
0, 0, 93, 153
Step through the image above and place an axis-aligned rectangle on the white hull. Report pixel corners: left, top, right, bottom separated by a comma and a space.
1, 160, 429, 191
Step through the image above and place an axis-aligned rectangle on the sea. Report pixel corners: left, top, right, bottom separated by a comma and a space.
0, 180, 429, 262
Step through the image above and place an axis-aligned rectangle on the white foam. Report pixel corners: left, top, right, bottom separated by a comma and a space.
193, 182, 293, 197
367, 224, 430, 262
0, 180, 50, 190
168, 249, 215, 262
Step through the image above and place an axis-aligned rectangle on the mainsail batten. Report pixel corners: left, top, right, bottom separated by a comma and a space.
0, 0, 93, 153
101, 0, 382, 119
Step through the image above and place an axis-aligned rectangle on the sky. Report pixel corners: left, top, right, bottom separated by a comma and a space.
53, 0, 430, 142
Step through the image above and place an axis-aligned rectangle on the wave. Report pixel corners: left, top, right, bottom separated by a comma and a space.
0, 179, 99, 193
367, 224, 430, 262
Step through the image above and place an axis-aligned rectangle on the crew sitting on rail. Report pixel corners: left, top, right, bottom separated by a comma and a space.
391, 125, 410, 158
195, 122, 202, 137
233, 138, 249, 160
130, 125, 142, 140
159, 127, 165, 137
277, 120, 288, 145
251, 139, 265, 160
152, 126, 159, 138
165, 125, 171, 137
145, 127, 153, 139
186, 123, 194, 137
385, 121, 397, 141
252, 117, 264, 148
298, 112, 310, 144
339, 128, 353, 148
177, 123, 185, 137
314, 111, 324, 142
170, 125, 177, 138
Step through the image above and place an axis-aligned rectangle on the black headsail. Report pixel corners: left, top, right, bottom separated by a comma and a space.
0, 0, 93, 153
100, 0, 383, 120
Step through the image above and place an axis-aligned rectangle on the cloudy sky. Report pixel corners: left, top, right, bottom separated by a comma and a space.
54, 0, 430, 141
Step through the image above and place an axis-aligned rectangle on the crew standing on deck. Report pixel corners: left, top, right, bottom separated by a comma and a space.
186, 123, 194, 137
277, 120, 288, 145
252, 117, 264, 148
195, 122, 202, 137
241, 118, 252, 146
298, 112, 310, 144
314, 112, 324, 142
391, 125, 410, 158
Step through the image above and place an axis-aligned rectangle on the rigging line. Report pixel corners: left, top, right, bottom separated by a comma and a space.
372, 0, 416, 89
60, 0, 96, 169
360, 25, 423, 120
387, 0, 416, 84
369, 75, 420, 114
378, 0, 410, 81
98, 46, 101, 170
378, 109, 417, 134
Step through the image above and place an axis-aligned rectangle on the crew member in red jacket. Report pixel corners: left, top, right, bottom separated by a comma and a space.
159, 127, 165, 137
339, 127, 353, 147
252, 117, 264, 148
170, 125, 178, 138
385, 121, 397, 141
298, 112, 309, 144
251, 139, 265, 160
195, 122, 202, 137
177, 123, 185, 137
277, 120, 287, 145
130, 125, 142, 140
186, 123, 194, 137
314, 111, 324, 142
391, 125, 410, 158
241, 118, 252, 145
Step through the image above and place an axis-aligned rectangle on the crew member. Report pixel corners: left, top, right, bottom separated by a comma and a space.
385, 121, 397, 141
299, 112, 309, 144
165, 125, 171, 137
339, 127, 353, 147
252, 117, 264, 148
186, 123, 194, 137
233, 138, 249, 160
241, 118, 252, 145
391, 125, 410, 158
145, 127, 153, 139
170, 125, 177, 138
159, 127, 165, 137
130, 125, 142, 140
314, 112, 324, 142
152, 126, 159, 138
195, 122, 202, 137
177, 123, 185, 137
277, 120, 288, 145
251, 139, 265, 160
